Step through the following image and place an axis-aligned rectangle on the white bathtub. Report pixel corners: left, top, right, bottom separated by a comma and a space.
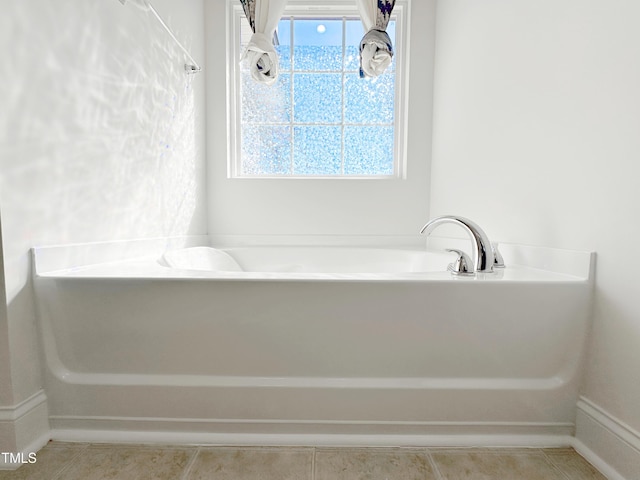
33, 237, 594, 446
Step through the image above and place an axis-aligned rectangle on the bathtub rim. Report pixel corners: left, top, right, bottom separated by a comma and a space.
31, 234, 595, 281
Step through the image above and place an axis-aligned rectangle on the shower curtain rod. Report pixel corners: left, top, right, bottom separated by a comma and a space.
119, 0, 202, 74
148, 3, 201, 74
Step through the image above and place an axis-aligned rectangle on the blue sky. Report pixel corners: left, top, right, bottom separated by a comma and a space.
278, 18, 396, 47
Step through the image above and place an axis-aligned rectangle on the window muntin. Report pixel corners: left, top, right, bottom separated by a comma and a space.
229, 4, 406, 178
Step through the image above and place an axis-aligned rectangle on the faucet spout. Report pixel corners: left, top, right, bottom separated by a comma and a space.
420, 215, 495, 273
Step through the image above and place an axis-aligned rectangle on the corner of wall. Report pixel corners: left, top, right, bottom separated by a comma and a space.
574, 396, 640, 480
1, 216, 50, 471
0, 390, 50, 470
0, 214, 14, 408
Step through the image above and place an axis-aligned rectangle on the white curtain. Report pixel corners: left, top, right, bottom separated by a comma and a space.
356, 0, 396, 78
240, 0, 288, 85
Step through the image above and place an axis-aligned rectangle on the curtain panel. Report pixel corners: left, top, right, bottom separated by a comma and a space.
240, 0, 287, 85
356, 0, 396, 78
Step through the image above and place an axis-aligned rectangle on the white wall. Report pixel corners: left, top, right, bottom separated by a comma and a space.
432, 0, 640, 474
206, 0, 436, 239
0, 0, 206, 449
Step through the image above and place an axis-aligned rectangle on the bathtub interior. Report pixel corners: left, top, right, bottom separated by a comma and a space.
160, 245, 456, 274
160, 246, 244, 272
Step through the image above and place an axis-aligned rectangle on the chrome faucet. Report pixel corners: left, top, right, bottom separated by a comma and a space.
420, 215, 495, 274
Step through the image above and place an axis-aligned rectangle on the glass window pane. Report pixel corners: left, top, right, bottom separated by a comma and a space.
242, 126, 291, 175
344, 73, 395, 124
242, 72, 291, 124
237, 11, 401, 178
293, 73, 342, 123
275, 19, 291, 71
344, 126, 394, 175
294, 19, 343, 71
293, 126, 342, 175
275, 45, 291, 72
345, 19, 364, 71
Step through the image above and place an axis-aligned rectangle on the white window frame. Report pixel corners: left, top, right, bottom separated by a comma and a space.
226, 0, 410, 179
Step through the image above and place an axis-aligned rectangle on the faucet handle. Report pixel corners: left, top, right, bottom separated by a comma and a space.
492, 243, 505, 268
445, 249, 475, 276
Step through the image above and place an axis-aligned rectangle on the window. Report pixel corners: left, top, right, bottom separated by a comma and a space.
227, 1, 408, 178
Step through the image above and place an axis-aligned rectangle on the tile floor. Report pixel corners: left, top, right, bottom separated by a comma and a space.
0, 442, 607, 480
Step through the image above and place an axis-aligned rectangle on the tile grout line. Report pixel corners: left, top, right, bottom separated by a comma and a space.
425, 449, 444, 480
311, 446, 317, 480
540, 449, 573, 480
180, 446, 201, 480
51, 443, 91, 480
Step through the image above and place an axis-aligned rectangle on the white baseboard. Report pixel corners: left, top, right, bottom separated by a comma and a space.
574, 396, 640, 480
48, 415, 574, 448
51, 429, 573, 449
0, 390, 50, 470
